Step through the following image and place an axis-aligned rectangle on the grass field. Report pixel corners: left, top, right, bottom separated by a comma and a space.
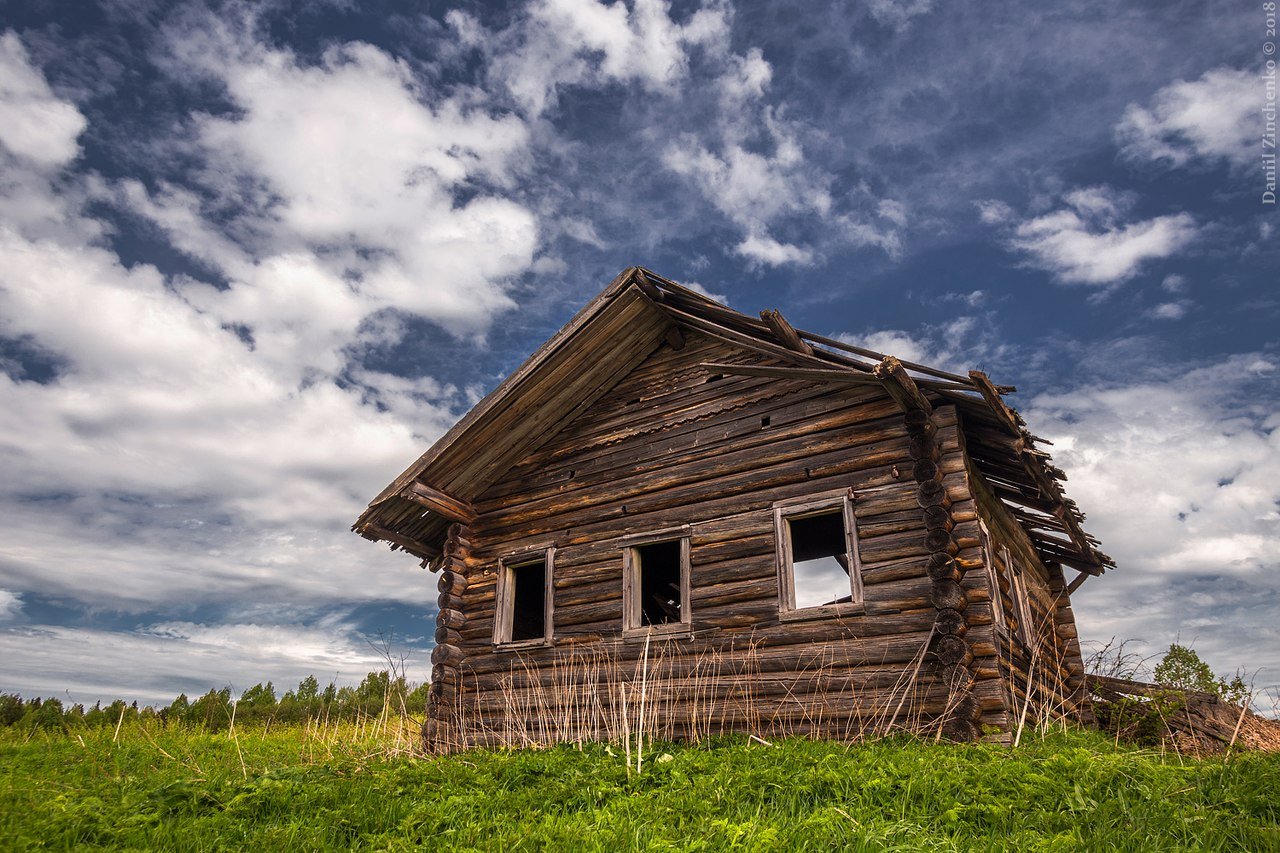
2, 722, 1278, 851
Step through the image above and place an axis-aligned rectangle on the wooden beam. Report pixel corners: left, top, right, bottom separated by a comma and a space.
969, 370, 1022, 436
759, 309, 814, 355
632, 268, 665, 302
697, 362, 881, 385
797, 328, 978, 386
873, 356, 932, 414
664, 325, 686, 350
402, 482, 478, 525
1067, 571, 1090, 594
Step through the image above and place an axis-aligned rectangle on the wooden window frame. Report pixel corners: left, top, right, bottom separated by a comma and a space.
621, 527, 692, 639
1005, 545, 1035, 647
493, 546, 555, 649
979, 520, 1008, 635
774, 490, 864, 622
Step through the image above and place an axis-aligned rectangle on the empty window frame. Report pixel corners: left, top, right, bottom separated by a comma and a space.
979, 521, 1007, 633
493, 549, 554, 646
775, 493, 862, 616
1005, 545, 1035, 647
623, 536, 691, 635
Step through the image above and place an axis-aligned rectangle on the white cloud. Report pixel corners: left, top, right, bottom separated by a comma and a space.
1006, 186, 1199, 285
0, 589, 20, 622
1161, 273, 1188, 293
0, 27, 511, 627
1027, 353, 1280, 681
1116, 67, 1255, 169
664, 112, 835, 267
681, 280, 728, 304
1148, 300, 1193, 320
0, 33, 87, 169
158, 33, 540, 340
836, 315, 986, 373
867, 0, 934, 30
976, 199, 1014, 225
475, 0, 730, 118
734, 232, 813, 267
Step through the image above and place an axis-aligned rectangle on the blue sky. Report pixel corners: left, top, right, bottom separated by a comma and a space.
0, 0, 1275, 707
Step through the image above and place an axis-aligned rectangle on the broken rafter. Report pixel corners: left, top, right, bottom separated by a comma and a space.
873, 356, 932, 414
358, 522, 442, 560
759, 309, 815, 356
401, 482, 478, 525
968, 371, 1023, 436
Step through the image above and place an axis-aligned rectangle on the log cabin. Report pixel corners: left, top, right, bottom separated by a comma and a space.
353, 267, 1113, 750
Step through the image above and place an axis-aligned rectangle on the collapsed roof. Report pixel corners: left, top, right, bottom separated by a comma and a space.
354, 267, 1112, 583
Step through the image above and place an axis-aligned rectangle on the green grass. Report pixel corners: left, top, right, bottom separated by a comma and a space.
1, 724, 1277, 851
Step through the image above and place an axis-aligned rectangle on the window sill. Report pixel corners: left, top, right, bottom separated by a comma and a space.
493, 638, 553, 651
622, 623, 692, 641
779, 603, 865, 623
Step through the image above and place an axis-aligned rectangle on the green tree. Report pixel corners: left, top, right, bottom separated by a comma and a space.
1153, 643, 1250, 705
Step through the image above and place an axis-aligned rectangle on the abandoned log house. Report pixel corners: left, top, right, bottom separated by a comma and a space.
354, 267, 1114, 749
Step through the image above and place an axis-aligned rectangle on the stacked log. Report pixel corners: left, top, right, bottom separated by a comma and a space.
424, 522, 471, 752
904, 407, 979, 741
1088, 675, 1280, 753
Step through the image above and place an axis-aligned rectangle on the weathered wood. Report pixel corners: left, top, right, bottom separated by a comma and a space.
437, 608, 467, 630
933, 608, 968, 636
402, 482, 478, 525
874, 356, 933, 414
760, 309, 815, 355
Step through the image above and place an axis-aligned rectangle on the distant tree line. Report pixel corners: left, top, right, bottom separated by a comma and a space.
0, 671, 431, 732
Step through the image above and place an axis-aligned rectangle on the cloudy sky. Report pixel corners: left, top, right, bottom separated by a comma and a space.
0, 0, 1275, 707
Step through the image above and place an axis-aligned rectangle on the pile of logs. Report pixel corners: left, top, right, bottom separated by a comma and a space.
1088, 674, 1280, 753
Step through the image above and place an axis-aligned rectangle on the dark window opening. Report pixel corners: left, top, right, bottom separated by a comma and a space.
788, 511, 852, 608
508, 559, 546, 642
706, 373, 724, 383
761, 415, 771, 428
635, 540, 683, 626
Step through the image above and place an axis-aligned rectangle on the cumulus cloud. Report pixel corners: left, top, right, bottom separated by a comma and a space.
1005, 186, 1199, 285
0, 32, 87, 169
155, 29, 539, 342
0, 27, 523, 633
1117, 67, 1255, 169
1027, 353, 1280, 681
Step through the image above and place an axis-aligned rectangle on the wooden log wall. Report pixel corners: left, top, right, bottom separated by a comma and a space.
959, 425, 1091, 734
429, 332, 1006, 749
